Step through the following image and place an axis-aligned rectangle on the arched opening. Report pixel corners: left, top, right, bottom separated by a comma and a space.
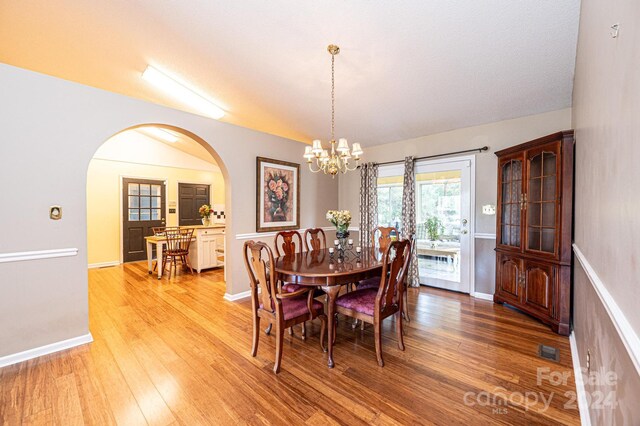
86, 123, 231, 289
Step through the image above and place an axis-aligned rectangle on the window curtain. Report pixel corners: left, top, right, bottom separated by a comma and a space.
401, 156, 420, 287
359, 163, 378, 248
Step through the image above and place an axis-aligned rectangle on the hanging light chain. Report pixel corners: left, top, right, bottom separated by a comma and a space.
331, 50, 335, 142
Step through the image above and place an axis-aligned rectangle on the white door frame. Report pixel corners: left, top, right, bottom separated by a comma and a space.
414, 154, 476, 295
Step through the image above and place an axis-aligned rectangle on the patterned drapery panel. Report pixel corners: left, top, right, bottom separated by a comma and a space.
359, 163, 379, 248
401, 156, 420, 287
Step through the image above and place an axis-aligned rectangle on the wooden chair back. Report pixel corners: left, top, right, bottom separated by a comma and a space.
303, 228, 326, 251
165, 228, 194, 254
274, 230, 303, 257
376, 239, 411, 314
152, 226, 168, 236
243, 241, 278, 314
372, 226, 400, 251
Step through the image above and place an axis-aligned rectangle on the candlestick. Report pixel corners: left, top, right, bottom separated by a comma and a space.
356, 246, 362, 253
348, 239, 353, 245
329, 247, 335, 254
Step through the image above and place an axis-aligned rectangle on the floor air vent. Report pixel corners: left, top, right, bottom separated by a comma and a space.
538, 344, 560, 362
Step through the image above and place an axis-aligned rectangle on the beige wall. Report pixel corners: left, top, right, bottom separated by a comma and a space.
87, 130, 225, 265
572, 0, 640, 422
0, 64, 338, 359
338, 109, 572, 294
87, 160, 225, 265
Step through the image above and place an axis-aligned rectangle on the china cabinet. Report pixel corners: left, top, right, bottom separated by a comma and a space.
494, 131, 574, 335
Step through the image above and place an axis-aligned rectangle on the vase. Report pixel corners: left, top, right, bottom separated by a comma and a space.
202, 218, 210, 226
335, 230, 350, 258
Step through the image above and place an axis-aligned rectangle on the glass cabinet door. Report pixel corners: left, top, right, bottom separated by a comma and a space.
525, 142, 560, 255
499, 157, 523, 248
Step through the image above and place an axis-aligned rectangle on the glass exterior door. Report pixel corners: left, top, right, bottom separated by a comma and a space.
415, 159, 473, 293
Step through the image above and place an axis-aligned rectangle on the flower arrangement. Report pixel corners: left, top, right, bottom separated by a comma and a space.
266, 172, 290, 220
199, 204, 213, 218
326, 210, 352, 234
425, 216, 444, 241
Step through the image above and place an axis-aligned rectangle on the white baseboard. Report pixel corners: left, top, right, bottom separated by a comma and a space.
223, 290, 252, 301
472, 292, 494, 301
573, 244, 640, 376
88, 261, 120, 269
569, 331, 592, 426
0, 333, 93, 369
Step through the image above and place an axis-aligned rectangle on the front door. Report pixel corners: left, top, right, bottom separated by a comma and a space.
178, 183, 210, 226
415, 158, 474, 293
123, 178, 166, 262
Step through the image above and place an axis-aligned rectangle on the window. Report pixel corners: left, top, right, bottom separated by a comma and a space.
376, 164, 405, 230
128, 182, 163, 221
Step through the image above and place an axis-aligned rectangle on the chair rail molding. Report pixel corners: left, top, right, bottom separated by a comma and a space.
474, 233, 496, 239
573, 244, 640, 376
236, 226, 336, 240
0, 248, 78, 264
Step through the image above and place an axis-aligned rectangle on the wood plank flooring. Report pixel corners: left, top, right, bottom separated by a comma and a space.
0, 262, 580, 425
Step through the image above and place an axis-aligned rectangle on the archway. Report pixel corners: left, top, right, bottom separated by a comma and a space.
86, 123, 232, 288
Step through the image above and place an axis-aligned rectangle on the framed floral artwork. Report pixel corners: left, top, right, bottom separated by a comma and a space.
256, 157, 300, 232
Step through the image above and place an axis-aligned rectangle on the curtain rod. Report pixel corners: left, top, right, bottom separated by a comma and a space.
369, 146, 489, 167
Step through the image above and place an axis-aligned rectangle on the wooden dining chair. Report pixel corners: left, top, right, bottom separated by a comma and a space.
357, 234, 415, 322
303, 228, 326, 251
163, 227, 195, 277
372, 226, 400, 251
151, 226, 168, 272
335, 239, 411, 366
243, 240, 327, 373
274, 230, 303, 257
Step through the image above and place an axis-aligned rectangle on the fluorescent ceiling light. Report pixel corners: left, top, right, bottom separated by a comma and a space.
139, 127, 179, 143
141, 65, 225, 119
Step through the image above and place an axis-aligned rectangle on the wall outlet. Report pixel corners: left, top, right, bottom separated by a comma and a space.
49, 206, 62, 220
482, 204, 496, 215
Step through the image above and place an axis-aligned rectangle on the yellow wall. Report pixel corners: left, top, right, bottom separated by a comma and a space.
87, 159, 225, 265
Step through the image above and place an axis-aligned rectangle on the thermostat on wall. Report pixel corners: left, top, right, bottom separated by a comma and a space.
482, 205, 496, 215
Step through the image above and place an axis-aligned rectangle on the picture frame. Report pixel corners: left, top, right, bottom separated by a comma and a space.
256, 157, 300, 232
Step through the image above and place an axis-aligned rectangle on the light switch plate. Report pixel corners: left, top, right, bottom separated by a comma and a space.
482, 204, 496, 215
50, 206, 62, 220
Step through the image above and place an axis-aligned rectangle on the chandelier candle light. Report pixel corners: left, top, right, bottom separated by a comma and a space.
304, 45, 363, 177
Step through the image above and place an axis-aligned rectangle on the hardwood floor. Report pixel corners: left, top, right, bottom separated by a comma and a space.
1, 262, 580, 425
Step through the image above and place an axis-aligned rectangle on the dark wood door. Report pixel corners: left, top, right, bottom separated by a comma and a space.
123, 178, 166, 262
179, 183, 210, 226
522, 260, 555, 318
496, 253, 522, 304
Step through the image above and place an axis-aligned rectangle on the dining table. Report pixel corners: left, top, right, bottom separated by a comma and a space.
273, 247, 385, 368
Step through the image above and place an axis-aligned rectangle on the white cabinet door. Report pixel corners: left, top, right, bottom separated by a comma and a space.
200, 236, 218, 270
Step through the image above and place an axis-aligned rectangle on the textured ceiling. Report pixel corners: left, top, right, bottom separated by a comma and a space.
0, 1, 580, 147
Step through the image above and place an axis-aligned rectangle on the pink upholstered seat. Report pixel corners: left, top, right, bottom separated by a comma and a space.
283, 283, 304, 293
335, 288, 377, 316
357, 277, 380, 290
262, 296, 324, 321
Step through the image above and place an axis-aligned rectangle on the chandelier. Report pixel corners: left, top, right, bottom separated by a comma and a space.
304, 44, 363, 177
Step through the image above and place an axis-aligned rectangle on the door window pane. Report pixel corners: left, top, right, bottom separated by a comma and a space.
530, 154, 542, 178
128, 183, 139, 195
140, 196, 151, 208
528, 228, 541, 251
140, 209, 151, 221
151, 185, 162, 196
542, 176, 556, 201
140, 184, 151, 195
128, 209, 139, 221
529, 203, 541, 226
151, 209, 161, 220
542, 203, 555, 227
529, 178, 541, 201
128, 196, 139, 208
151, 197, 160, 208
542, 229, 555, 252
543, 152, 557, 176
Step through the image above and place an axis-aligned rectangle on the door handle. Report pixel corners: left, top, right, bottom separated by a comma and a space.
461, 230, 468, 235
462, 219, 468, 225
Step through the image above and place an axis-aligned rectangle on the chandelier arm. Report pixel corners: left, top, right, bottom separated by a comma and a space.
307, 161, 323, 173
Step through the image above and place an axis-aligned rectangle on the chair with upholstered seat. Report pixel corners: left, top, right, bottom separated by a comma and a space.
243, 240, 327, 373
335, 239, 411, 366
303, 228, 327, 252
357, 234, 416, 322
372, 226, 399, 251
